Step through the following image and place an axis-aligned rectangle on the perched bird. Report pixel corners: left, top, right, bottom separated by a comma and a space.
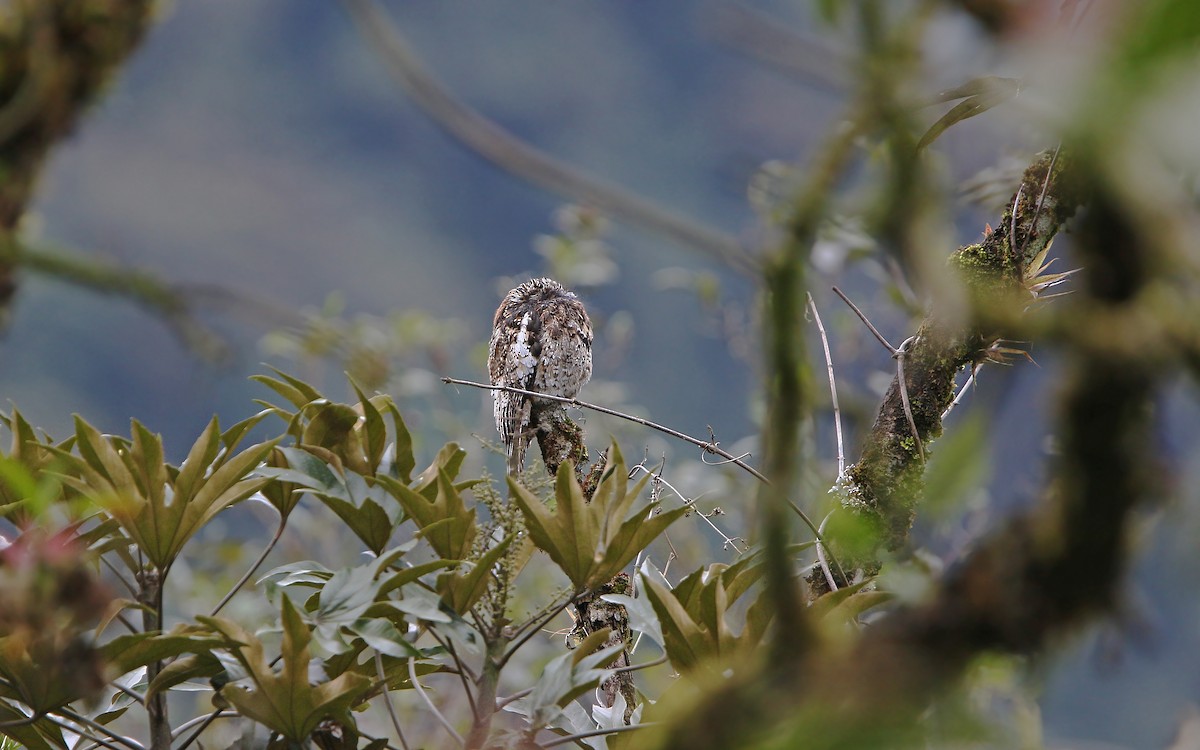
488, 278, 593, 473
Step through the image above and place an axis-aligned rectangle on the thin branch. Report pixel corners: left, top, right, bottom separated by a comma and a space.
0, 240, 230, 362
941, 364, 981, 421
44, 715, 129, 750
210, 514, 286, 616
807, 292, 845, 477
705, 5, 847, 93
99, 554, 138, 599
1009, 182, 1025, 259
500, 595, 578, 669
0, 710, 39, 728
51, 708, 144, 750
375, 650, 412, 750
340, 0, 751, 273
832, 286, 898, 353
541, 723, 660, 749
409, 657, 464, 748
440, 376, 835, 551
630, 463, 745, 555
427, 628, 479, 684
169, 710, 238, 741
110, 682, 146, 707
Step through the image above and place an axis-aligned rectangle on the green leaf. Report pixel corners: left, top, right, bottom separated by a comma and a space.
509, 442, 686, 590
438, 536, 513, 614
383, 467, 476, 561
73, 412, 277, 571
147, 653, 224, 700
602, 591, 664, 650
640, 574, 710, 673
525, 629, 624, 728
251, 370, 324, 411
384, 400, 416, 483
808, 578, 879, 622
270, 447, 399, 554
0, 704, 63, 750
918, 77, 1021, 150
100, 625, 227, 677
347, 618, 421, 659
200, 598, 371, 743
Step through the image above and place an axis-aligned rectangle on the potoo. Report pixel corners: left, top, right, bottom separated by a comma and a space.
488, 278, 593, 473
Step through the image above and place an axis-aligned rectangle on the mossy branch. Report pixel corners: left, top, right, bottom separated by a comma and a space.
812, 150, 1085, 594
0, 0, 158, 308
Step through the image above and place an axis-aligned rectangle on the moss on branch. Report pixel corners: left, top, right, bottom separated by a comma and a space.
0, 0, 158, 306
813, 150, 1085, 594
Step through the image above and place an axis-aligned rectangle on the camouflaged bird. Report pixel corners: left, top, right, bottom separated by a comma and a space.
488, 278, 592, 473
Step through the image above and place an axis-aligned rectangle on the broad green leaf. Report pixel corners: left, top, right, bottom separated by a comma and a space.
509, 443, 685, 590
73, 412, 277, 571
384, 400, 415, 483
347, 618, 421, 659
808, 578, 878, 622
0, 703, 63, 750
602, 591, 664, 650
525, 629, 624, 728
200, 598, 371, 743
640, 574, 714, 673
100, 625, 226, 677
251, 370, 324, 411
147, 653, 224, 700
383, 467, 476, 561
438, 536, 512, 614
270, 446, 399, 554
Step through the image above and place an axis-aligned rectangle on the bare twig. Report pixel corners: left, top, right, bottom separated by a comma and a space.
831, 288, 924, 462
941, 364, 981, 421
409, 657, 464, 748
705, 5, 847, 93
500, 594, 578, 669
1009, 182, 1025, 258
44, 715, 130, 750
807, 292, 845, 476
376, 650, 412, 750
441, 376, 834, 551
341, 0, 750, 272
210, 514, 286, 616
0, 240, 230, 362
52, 708, 144, 750
169, 710, 237, 742
832, 286, 898, 353
629, 462, 745, 555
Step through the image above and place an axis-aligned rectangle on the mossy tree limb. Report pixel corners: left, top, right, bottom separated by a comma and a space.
0, 0, 158, 309
815, 150, 1085, 594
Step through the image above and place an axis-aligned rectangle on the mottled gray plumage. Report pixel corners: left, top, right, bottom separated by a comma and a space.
488, 278, 592, 473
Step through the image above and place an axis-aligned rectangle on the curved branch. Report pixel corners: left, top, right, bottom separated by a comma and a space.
340, 0, 752, 272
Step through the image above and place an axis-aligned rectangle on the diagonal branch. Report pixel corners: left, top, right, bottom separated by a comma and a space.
340, 0, 752, 273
